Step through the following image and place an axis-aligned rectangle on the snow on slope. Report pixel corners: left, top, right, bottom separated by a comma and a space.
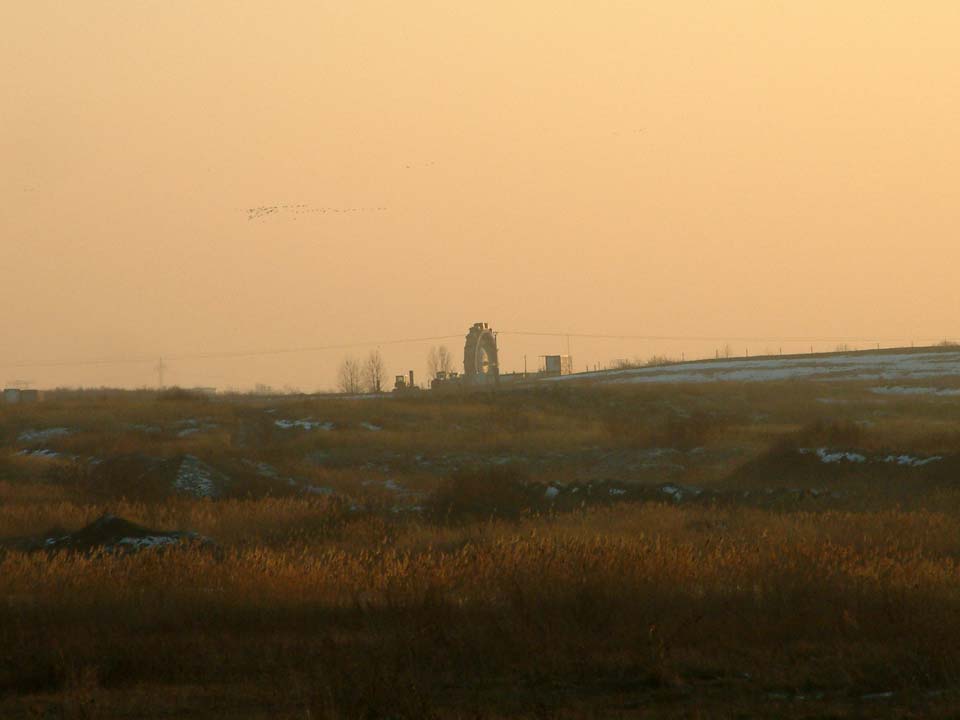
546, 350, 960, 385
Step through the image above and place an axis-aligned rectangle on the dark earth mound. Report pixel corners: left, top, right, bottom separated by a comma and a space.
722, 444, 958, 495
47, 452, 300, 501
0, 514, 215, 554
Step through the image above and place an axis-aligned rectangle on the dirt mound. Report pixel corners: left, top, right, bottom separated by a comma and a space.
426, 466, 714, 521
1, 514, 215, 554
50, 451, 319, 501
722, 443, 957, 496
50, 453, 239, 501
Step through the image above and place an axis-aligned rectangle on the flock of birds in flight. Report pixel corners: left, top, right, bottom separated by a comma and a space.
246, 160, 441, 220
246, 204, 388, 221
239, 137, 632, 223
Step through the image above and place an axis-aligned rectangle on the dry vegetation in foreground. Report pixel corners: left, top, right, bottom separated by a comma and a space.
1, 380, 960, 717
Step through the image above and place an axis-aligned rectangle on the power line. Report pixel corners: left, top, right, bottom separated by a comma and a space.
0, 354, 159, 370
499, 330, 947, 343
167, 334, 463, 362
0, 334, 464, 370
0, 329, 952, 372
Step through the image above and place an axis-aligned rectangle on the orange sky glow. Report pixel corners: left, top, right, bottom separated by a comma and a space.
3, 2, 959, 390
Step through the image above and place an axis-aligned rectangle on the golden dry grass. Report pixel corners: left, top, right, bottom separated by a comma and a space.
2, 499, 960, 717
2, 381, 960, 717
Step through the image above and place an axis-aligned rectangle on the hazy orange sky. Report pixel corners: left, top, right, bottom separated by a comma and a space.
3, 2, 959, 390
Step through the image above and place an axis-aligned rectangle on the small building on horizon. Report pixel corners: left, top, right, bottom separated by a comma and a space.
541, 355, 574, 376
3, 388, 41, 404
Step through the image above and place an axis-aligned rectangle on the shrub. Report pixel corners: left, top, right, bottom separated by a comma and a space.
426, 466, 534, 522
156, 387, 209, 403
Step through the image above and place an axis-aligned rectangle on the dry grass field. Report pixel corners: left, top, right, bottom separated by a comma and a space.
3, 367, 960, 718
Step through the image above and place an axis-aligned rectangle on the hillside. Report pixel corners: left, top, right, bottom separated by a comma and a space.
548, 344, 960, 385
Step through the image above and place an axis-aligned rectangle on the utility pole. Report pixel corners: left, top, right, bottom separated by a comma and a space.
156, 357, 166, 389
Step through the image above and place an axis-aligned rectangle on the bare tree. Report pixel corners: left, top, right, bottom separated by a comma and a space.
437, 345, 453, 374
337, 356, 363, 394
426, 344, 455, 380
364, 349, 386, 393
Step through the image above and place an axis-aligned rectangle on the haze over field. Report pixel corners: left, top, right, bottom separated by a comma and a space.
3, 2, 959, 389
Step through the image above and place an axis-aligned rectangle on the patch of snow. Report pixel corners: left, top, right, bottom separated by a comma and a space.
609, 488, 627, 496
800, 448, 867, 464
544, 486, 560, 500
880, 454, 942, 467
18, 427, 72, 444
175, 422, 218, 437
113, 535, 182, 551
360, 421, 382, 431
390, 504, 426, 514
256, 462, 279, 478
242, 459, 281, 479
274, 418, 334, 431
871, 386, 960, 397
801, 448, 941, 467
16, 448, 61, 459
548, 350, 960, 386
642, 448, 679, 459
128, 423, 161, 434
660, 483, 703, 501
817, 449, 867, 464
173, 455, 219, 498
304, 485, 335, 495
240, 459, 338, 497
